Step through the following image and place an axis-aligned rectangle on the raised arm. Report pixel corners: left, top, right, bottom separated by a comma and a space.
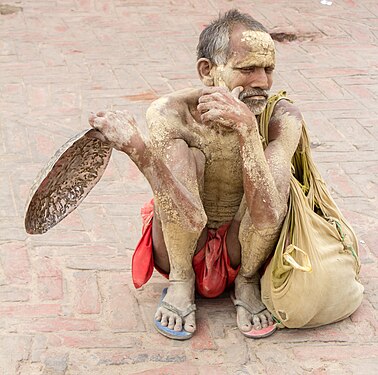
197, 87, 302, 228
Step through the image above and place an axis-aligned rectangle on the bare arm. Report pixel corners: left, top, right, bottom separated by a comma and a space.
197, 87, 302, 228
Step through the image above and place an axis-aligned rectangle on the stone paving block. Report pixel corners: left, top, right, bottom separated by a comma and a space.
0, 285, 30, 302
0, 241, 31, 284
73, 270, 101, 314
102, 272, 145, 332
27, 317, 99, 332
52, 331, 140, 349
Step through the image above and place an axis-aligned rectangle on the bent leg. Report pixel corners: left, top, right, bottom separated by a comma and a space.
89, 110, 207, 335
228, 197, 284, 335
151, 143, 207, 334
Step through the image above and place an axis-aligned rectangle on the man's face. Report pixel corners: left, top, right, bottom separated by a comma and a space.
211, 25, 276, 115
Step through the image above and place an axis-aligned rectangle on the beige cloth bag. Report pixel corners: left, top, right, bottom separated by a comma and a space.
259, 91, 364, 328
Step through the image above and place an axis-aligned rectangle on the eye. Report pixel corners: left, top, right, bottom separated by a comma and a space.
265, 67, 275, 74
239, 67, 255, 74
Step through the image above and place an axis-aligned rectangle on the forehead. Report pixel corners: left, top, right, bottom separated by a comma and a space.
228, 24, 275, 66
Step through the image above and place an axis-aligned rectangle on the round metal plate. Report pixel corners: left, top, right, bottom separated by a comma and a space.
25, 129, 112, 234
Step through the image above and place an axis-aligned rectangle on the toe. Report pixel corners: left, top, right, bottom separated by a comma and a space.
174, 317, 183, 332
155, 309, 162, 322
161, 314, 168, 327
252, 315, 262, 331
184, 313, 196, 333
237, 308, 253, 332
260, 314, 268, 328
168, 316, 175, 330
265, 311, 274, 326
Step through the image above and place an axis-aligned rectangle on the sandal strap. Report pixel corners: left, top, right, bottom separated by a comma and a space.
161, 301, 197, 318
231, 295, 266, 316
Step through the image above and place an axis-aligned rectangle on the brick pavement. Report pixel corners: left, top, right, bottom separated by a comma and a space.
0, 0, 377, 374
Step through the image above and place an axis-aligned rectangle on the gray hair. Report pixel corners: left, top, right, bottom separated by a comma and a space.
197, 9, 269, 65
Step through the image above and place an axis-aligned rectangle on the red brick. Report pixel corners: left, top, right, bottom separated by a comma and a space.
300, 99, 364, 112
92, 349, 186, 366
35, 256, 62, 277
30, 334, 48, 362
132, 363, 199, 375
309, 78, 352, 100
73, 271, 101, 314
0, 335, 32, 361
292, 343, 378, 361
0, 242, 31, 284
0, 304, 61, 317
29, 317, 98, 332
324, 166, 365, 198
350, 299, 378, 330
37, 276, 63, 301
0, 285, 30, 302
65, 254, 131, 271
52, 332, 139, 349
191, 317, 217, 350
105, 273, 145, 332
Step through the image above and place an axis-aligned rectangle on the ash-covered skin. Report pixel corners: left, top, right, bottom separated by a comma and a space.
88, 23, 303, 336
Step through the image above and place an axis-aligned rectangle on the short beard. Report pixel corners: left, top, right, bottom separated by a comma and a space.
241, 98, 267, 115
239, 89, 269, 115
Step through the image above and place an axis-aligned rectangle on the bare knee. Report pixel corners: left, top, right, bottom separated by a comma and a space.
238, 212, 284, 277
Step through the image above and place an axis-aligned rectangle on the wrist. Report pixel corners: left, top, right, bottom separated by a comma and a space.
236, 119, 259, 139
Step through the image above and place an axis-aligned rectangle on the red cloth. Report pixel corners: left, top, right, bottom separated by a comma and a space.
132, 199, 240, 298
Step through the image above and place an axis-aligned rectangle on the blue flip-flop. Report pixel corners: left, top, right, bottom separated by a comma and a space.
154, 287, 196, 340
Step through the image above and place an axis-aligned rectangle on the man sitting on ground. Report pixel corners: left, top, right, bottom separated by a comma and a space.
88, 9, 362, 340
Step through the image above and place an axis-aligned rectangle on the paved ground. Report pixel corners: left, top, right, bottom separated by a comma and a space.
0, 0, 377, 374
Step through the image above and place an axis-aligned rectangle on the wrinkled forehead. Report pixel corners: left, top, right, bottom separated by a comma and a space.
240, 30, 275, 53
229, 26, 275, 64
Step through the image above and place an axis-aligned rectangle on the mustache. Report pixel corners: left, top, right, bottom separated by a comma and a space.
239, 89, 268, 101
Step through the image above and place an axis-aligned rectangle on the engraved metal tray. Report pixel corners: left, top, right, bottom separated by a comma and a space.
25, 129, 112, 234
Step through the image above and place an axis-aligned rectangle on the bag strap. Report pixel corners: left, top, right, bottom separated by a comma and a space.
258, 90, 293, 150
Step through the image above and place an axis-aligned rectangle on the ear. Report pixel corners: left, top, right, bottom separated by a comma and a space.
196, 58, 215, 86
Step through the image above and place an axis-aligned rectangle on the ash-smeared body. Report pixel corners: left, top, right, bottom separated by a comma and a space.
147, 88, 245, 229
89, 10, 304, 339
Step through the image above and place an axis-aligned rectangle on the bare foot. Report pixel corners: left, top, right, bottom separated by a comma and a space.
155, 278, 196, 333
234, 273, 274, 333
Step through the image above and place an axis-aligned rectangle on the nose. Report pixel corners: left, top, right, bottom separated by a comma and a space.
250, 67, 270, 90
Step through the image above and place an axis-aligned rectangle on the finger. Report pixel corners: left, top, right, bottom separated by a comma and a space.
93, 117, 106, 129
198, 92, 225, 104
197, 102, 221, 114
231, 86, 243, 99
86, 130, 107, 143
197, 103, 208, 114
200, 108, 224, 124
88, 112, 96, 127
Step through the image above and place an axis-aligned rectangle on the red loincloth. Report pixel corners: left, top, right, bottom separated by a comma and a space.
132, 199, 240, 298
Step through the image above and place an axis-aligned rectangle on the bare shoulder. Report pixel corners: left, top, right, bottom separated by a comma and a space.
268, 99, 303, 144
146, 88, 202, 121
146, 88, 203, 145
